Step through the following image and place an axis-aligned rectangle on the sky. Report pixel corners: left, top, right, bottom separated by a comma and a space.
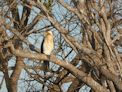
0, 0, 90, 92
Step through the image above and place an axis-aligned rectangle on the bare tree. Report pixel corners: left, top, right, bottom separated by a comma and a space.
0, 0, 122, 92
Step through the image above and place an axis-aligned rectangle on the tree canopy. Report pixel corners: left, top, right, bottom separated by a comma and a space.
0, 0, 122, 92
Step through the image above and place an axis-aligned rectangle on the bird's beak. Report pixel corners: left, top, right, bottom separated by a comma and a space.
43, 32, 47, 37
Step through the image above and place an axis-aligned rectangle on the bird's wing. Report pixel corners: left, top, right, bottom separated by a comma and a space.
41, 38, 44, 53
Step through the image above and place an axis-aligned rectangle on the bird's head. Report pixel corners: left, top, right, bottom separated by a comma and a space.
44, 31, 53, 37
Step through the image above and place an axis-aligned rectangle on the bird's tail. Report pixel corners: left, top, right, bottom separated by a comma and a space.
42, 60, 49, 91
43, 60, 49, 74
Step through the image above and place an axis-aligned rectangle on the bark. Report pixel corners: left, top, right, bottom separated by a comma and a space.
6, 42, 109, 92
10, 57, 24, 92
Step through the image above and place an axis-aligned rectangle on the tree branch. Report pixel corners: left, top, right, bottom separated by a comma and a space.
6, 41, 109, 92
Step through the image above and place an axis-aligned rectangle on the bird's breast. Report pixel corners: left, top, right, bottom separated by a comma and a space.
43, 36, 54, 55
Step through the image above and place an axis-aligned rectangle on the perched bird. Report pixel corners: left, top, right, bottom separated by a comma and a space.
41, 31, 54, 73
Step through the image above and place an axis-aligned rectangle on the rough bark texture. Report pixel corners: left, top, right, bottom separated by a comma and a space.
0, 0, 122, 92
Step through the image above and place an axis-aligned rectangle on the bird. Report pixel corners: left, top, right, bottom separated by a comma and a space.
41, 31, 54, 73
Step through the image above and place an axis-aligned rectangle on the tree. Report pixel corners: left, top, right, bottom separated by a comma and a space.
0, 0, 122, 92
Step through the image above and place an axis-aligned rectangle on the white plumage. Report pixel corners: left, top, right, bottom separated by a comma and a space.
43, 31, 54, 55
